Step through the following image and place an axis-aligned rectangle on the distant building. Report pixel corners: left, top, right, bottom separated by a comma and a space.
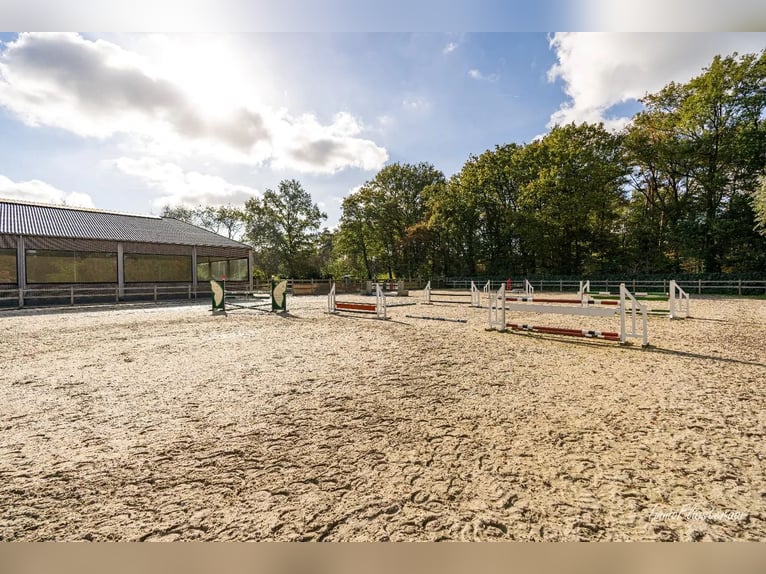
0, 199, 252, 307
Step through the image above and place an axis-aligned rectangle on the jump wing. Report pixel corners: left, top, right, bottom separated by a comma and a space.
211, 279, 225, 310
272, 279, 287, 311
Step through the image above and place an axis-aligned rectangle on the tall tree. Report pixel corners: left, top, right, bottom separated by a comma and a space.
160, 204, 195, 223
427, 144, 532, 276
244, 179, 327, 278
333, 192, 383, 279
754, 175, 766, 236
337, 163, 445, 279
198, 205, 247, 239
425, 175, 481, 277
521, 123, 628, 275
160, 204, 247, 240
625, 50, 766, 272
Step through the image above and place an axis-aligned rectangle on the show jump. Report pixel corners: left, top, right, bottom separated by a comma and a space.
211, 278, 288, 314
487, 282, 649, 346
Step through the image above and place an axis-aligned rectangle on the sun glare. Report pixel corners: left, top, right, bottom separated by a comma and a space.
146, 35, 259, 115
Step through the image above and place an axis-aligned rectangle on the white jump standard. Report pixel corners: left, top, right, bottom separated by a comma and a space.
488, 282, 649, 346
582, 279, 690, 319
328, 282, 388, 319
424, 280, 489, 307
508, 279, 535, 296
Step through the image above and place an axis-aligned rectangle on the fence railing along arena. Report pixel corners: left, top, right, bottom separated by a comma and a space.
488, 282, 649, 346
211, 278, 288, 314
579, 279, 690, 319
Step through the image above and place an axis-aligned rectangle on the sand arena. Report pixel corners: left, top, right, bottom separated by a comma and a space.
1, 292, 764, 541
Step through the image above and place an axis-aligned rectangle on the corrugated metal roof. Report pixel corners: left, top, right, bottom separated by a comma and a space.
0, 200, 251, 249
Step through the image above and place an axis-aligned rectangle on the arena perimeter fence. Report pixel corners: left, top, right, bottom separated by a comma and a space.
0, 277, 764, 310
437, 278, 766, 297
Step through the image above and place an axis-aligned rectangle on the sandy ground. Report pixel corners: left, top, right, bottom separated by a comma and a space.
0, 291, 764, 541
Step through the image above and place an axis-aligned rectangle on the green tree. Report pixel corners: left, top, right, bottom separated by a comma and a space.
333, 192, 384, 279
244, 179, 327, 278
754, 175, 766, 235
427, 144, 532, 276
198, 205, 247, 239
425, 175, 481, 276
623, 103, 691, 273
160, 204, 247, 240
337, 163, 445, 279
625, 50, 766, 272
160, 204, 196, 223
521, 123, 628, 275
465, 144, 528, 275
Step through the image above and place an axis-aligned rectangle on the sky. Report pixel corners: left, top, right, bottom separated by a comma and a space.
0, 28, 765, 227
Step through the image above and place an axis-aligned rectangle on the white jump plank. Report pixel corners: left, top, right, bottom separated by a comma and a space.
504, 303, 616, 317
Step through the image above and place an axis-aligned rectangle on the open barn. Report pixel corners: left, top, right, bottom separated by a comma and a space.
0, 199, 253, 308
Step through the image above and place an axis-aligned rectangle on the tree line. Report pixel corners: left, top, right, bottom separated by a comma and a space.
163, 50, 766, 280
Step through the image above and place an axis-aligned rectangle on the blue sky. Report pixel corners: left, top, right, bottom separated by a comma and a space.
1, 31, 765, 226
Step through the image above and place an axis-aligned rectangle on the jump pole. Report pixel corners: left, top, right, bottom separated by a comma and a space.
424, 280, 482, 306
508, 323, 621, 342
329, 282, 387, 319
406, 315, 468, 323
505, 295, 620, 306
488, 282, 648, 346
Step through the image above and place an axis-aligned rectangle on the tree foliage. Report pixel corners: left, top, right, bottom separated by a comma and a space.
335, 163, 445, 279
244, 179, 327, 278
425, 125, 627, 277
624, 50, 766, 273
160, 204, 246, 240
163, 50, 766, 280
754, 175, 766, 236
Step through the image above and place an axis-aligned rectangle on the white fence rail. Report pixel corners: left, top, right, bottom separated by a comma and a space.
1, 276, 764, 310
441, 278, 766, 296
0, 284, 216, 309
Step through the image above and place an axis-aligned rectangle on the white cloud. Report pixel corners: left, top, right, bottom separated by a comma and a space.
547, 32, 766, 131
0, 174, 94, 207
0, 33, 388, 174
443, 42, 459, 54
468, 68, 499, 82
107, 157, 260, 208
271, 112, 388, 174
376, 114, 395, 129
402, 97, 431, 112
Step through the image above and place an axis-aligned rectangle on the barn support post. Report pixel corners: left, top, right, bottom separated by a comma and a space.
117, 243, 125, 299
16, 235, 26, 308
191, 246, 198, 297
248, 250, 254, 292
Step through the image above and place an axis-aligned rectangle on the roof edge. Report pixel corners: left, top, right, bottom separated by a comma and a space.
0, 197, 162, 220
